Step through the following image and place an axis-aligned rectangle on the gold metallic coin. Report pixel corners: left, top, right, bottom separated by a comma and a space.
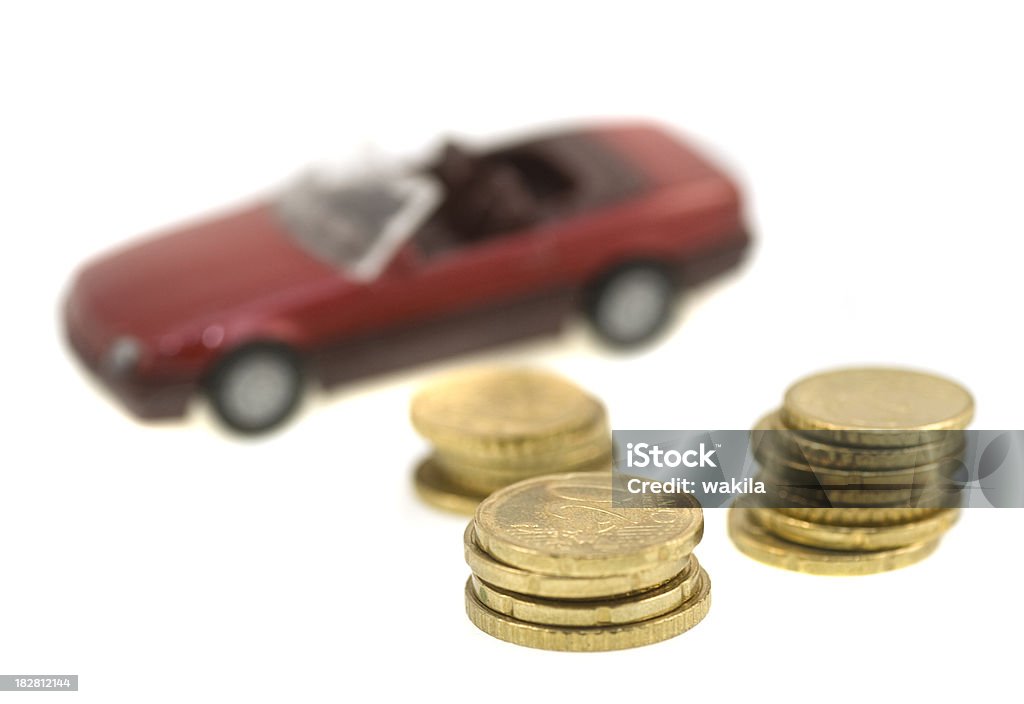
435, 425, 612, 474
762, 465, 960, 507
763, 469, 962, 508
474, 472, 703, 578
469, 557, 700, 627
753, 445, 959, 488
435, 427, 613, 496
775, 506, 944, 526
464, 568, 711, 651
728, 505, 940, 575
781, 368, 974, 447
753, 411, 965, 469
463, 525, 689, 599
756, 458, 960, 497
411, 368, 605, 458
770, 484, 961, 512
413, 456, 486, 515
749, 507, 959, 551
442, 450, 612, 496
771, 485, 960, 510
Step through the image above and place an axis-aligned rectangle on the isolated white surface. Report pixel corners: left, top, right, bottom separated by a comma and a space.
2, 2, 1021, 702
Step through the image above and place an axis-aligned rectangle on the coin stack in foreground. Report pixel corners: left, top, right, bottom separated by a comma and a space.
463, 472, 710, 651
730, 367, 973, 575
411, 368, 612, 513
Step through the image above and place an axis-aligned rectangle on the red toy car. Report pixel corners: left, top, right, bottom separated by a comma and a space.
65, 122, 750, 433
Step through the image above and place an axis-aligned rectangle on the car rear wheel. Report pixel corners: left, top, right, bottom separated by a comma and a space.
206, 344, 304, 434
586, 263, 676, 346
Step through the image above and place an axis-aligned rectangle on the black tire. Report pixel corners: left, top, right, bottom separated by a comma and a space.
585, 262, 676, 347
205, 343, 304, 434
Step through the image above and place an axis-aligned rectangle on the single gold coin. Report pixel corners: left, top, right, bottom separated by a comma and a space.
441, 450, 612, 497
469, 557, 700, 627
463, 525, 690, 599
763, 466, 959, 507
728, 505, 940, 575
435, 427, 613, 496
781, 368, 973, 447
753, 411, 965, 469
474, 472, 704, 578
464, 568, 711, 651
413, 456, 487, 515
768, 483, 962, 514
762, 469, 962, 508
411, 368, 606, 458
749, 507, 960, 551
776, 506, 943, 526
761, 458, 958, 509
755, 454, 960, 491
435, 424, 612, 474
771, 485, 959, 510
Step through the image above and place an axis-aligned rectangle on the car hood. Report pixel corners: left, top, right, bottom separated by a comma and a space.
69, 201, 340, 342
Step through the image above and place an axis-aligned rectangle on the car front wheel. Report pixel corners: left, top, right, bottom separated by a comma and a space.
586, 263, 676, 346
206, 344, 304, 434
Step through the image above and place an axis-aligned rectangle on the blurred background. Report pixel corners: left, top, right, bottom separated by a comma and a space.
2, 2, 1021, 702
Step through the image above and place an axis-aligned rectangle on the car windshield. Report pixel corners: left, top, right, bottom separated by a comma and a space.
276, 171, 440, 279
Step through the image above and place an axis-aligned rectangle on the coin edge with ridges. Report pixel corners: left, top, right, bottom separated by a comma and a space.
464, 568, 711, 651
473, 472, 704, 578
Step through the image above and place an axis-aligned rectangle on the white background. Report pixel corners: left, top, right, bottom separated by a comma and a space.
2, 1, 1022, 702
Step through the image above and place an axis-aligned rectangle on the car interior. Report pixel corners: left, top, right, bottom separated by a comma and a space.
414, 140, 577, 257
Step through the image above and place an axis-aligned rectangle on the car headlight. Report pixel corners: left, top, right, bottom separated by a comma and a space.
104, 336, 142, 378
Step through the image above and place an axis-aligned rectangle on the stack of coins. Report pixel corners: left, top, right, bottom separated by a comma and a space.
730, 367, 973, 575
463, 472, 710, 651
410, 368, 612, 513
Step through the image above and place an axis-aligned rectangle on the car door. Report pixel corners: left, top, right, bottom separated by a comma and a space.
365, 214, 572, 352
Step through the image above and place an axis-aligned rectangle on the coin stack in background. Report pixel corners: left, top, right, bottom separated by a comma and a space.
463, 472, 710, 651
730, 367, 973, 575
410, 368, 612, 513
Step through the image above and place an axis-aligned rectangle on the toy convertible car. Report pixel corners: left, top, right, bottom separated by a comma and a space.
65, 122, 750, 433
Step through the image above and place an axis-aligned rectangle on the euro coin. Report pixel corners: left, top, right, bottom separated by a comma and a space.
749, 506, 960, 551
435, 425, 612, 474
464, 568, 711, 651
473, 472, 703, 578
781, 368, 974, 447
755, 456, 961, 493
468, 557, 701, 627
441, 450, 612, 496
775, 506, 943, 527
728, 504, 940, 575
411, 368, 606, 459
769, 483, 961, 512
463, 525, 689, 600
762, 470, 954, 507
435, 429, 613, 496
412, 456, 485, 515
753, 411, 965, 469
